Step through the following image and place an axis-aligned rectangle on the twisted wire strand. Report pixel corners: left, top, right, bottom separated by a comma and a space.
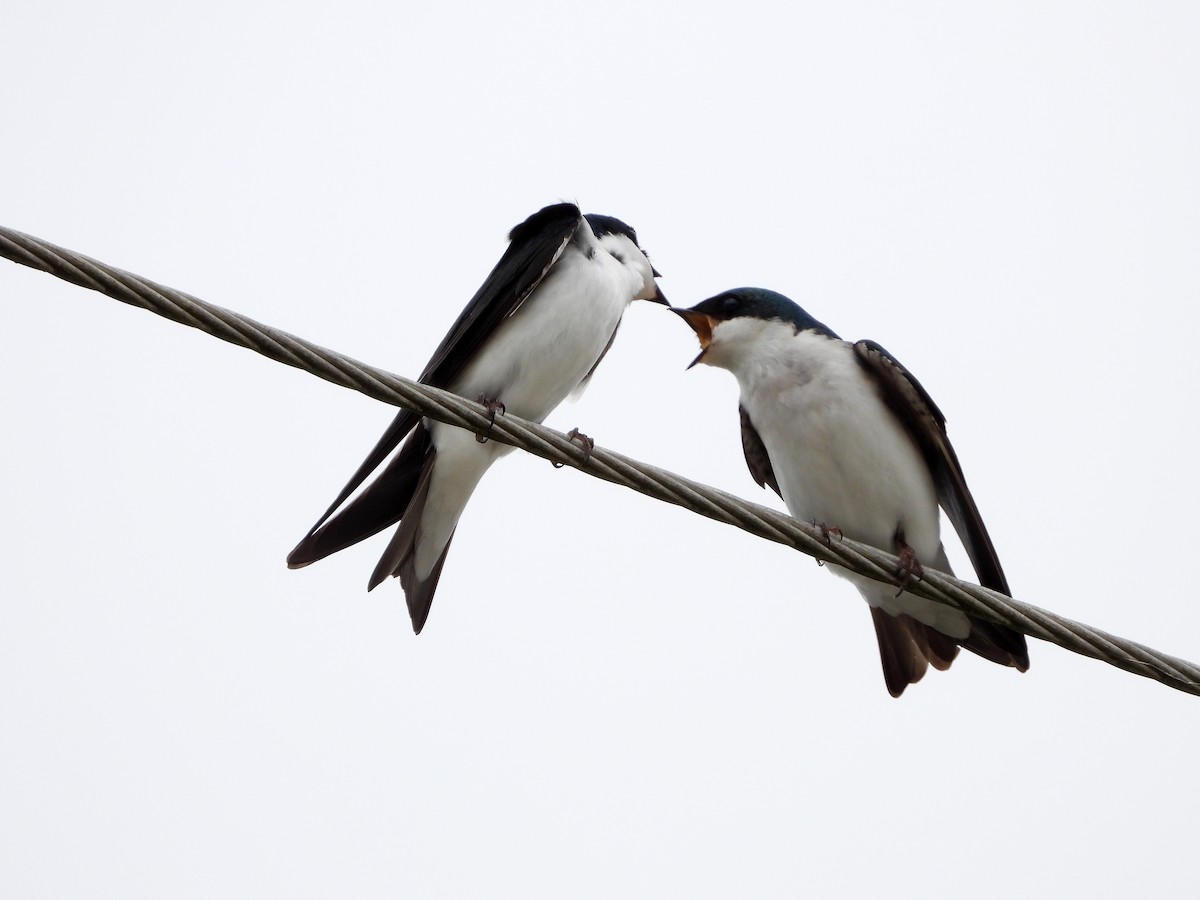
3, 223, 1197, 697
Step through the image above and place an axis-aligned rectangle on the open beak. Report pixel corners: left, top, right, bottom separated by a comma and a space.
671, 308, 716, 369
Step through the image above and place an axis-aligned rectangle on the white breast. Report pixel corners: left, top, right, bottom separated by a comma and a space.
449, 239, 631, 423
411, 229, 641, 579
740, 330, 938, 553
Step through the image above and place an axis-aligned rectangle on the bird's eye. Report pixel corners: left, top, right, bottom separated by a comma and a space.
721, 296, 740, 313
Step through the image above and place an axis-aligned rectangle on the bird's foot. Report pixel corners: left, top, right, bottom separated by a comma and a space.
553, 427, 595, 467
568, 428, 595, 464
813, 522, 842, 567
894, 540, 924, 597
816, 522, 843, 544
475, 395, 506, 443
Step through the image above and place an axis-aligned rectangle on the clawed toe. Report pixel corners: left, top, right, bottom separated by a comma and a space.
475, 396, 506, 443
893, 540, 924, 597
567, 427, 594, 463
553, 427, 595, 468
816, 522, 843, 544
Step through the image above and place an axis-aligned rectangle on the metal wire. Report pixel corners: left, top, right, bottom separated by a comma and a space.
3, 223, 1198, 697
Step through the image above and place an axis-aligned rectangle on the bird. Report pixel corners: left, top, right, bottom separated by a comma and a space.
673, 287, 1028, 696
288, 202, 666, 633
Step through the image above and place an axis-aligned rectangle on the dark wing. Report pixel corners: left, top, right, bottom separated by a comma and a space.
417, 202, 583, 387
288, 203, 583, 557
852, 339, 1009, 595
854, 340, 1029, 676
739, 405, 781, 497
287, 422, 432, 568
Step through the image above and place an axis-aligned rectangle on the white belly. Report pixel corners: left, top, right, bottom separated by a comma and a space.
738, 333, 969, 638
413, 247, 630, 577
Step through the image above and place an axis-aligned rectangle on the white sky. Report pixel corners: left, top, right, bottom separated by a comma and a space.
3, 2, 1199, 897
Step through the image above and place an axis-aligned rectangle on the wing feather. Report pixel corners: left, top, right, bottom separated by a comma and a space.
290, 203, 582, 552
739, 405, 781, 497
853, 339, 1009, 594
853, 339, 1029, 672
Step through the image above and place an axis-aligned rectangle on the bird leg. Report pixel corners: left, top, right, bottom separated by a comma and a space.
553, 427, 595, 467
893, 535, 924, 597
475, 395, 506, 443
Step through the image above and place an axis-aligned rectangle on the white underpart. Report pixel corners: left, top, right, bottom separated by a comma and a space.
705, 317, 970, 638
412, 221, 658, 579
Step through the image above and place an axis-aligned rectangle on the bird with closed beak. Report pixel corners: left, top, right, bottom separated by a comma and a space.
289, 203, 665, 633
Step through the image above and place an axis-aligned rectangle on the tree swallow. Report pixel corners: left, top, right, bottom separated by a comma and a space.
674, 287, 1028, 696
289, 203, 665, 633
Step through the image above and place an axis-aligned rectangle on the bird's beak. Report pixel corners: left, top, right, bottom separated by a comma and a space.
671, 308, 716, 369
645, 281, 668, 305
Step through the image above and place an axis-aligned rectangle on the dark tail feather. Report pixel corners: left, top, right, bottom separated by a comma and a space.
287, 426, 431, 568
912, 619, 960, 672
873, 609, 945, 700
367, 452, 436, 591
362, 450, 453, 634
871, 607, 1028, 697
401, 533, 454, 635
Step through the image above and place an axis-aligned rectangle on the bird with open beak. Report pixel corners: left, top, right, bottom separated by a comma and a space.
674, 287, 1028, 696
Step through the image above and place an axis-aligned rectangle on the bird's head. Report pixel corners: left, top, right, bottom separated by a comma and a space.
672, 287, 835, 369
585, 213, 667, 305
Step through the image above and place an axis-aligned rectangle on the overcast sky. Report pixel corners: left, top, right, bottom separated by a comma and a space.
3, 2, 1199, 897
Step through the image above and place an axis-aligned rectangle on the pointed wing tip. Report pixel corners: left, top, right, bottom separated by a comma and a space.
286, 542, 317, 569
1002, 638, 1031, 673
1013, 637, 1032, 672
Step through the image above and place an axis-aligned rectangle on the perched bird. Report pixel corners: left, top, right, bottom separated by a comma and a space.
674, 287, 1028, 696
289, 202, 665, 632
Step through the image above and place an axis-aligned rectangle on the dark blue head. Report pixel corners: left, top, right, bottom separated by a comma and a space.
687, 288, 838, 338
672, 288, 839, 361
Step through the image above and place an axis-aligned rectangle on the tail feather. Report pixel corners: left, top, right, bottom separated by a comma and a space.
910, 617, 959, 672
870, 607, 1026, 697
871, 608, 935, 697
368, 451, 436, 591
363, 451, 454, 634
866, 545, 1029, 697
400, 533, 455, 635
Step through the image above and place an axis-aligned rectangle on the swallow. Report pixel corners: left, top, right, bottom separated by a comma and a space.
675, 287, 1028, 696
289, 203, 665, 632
